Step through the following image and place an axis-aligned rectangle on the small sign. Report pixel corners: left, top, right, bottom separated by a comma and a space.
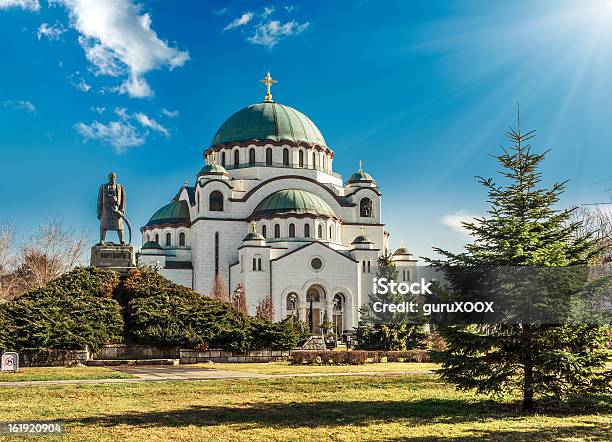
1, 352, 19, 372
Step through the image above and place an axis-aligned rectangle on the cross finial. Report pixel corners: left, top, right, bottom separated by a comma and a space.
358, 160, 363, 172
184, 180, 188, 187
400, 239, 404, 248
260, 71, 277, 103
211, 152, 216, 165
360, 226, 365, 236
251, 221, 257, 233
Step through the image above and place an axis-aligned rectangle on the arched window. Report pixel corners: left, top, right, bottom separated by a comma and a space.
274, 224, 280, 238
146, 233, 150, 242
367, 261, 371, 273
299, 150, 304, 167
155, 233, 159, 243
221, 152, 226, 167
362, 261, 366, 272
249, 148, 255, 166
252, 258, 257, 271
286, 292, 298, 312
258, 257, 262, 271
262, 225, 267, 238
304, 224, 310, 238
282, 148, 289, 166
210, 191, 223, 211
312, 152, 317, 169
360, 198, 373, 217
266, 147, 272, 165
333, 293, 344, 311
165, 232, 171, 247
289, 223, 296, 238
317, 224, 323, 239
234, 149, 239, 167
179, 232, 185, 246
329, 226, 333, 240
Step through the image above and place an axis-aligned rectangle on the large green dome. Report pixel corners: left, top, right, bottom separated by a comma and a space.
251, 189, 337, 219
145, 200, 190, 227
211, 102, 327, 147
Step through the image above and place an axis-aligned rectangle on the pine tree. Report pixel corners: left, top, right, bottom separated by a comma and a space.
356, 252, 426, 350
429, 110, 611, 412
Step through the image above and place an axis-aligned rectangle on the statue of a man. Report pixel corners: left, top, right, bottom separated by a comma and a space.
97, 172, 126, 244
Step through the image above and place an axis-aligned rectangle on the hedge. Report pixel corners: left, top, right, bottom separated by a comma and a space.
290, 350, 430, 365
0, 267, 124, 352
122, 269, 251, 353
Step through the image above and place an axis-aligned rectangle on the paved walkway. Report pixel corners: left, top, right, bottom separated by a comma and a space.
0, 366, 433, 388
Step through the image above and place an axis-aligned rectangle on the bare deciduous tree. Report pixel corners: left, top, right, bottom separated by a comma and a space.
0, 224, 18, 301
211, 274, 229, 301
0, 220, 88, 300
572, 206, 612, 264
255, 295, 273, 321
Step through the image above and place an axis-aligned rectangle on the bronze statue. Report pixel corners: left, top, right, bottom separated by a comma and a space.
97, 172, 131, 245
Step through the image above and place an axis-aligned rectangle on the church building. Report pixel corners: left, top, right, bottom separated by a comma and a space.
138, 73, 417, 334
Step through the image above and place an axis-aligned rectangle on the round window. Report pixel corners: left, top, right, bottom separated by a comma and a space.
311, 257, 323, 270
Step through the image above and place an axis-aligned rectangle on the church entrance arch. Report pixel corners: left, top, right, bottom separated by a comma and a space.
306, 284, 326, 334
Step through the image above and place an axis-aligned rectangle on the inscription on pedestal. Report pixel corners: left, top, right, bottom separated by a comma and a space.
90, 244, 136, 274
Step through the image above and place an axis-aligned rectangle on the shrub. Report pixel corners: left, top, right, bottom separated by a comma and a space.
289, 349, 430, 365
355, 323, 426, 351
122, 269, 250, 352
0, 267, 123, 352
249, 317, 309, 351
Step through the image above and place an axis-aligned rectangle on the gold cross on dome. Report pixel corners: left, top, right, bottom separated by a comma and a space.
251, 221, 257, 233
358, 160, 363, 172
260, 71, 277, 103
360, 226, 365, 236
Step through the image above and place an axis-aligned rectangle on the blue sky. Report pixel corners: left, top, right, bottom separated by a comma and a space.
1, 0, 611, 260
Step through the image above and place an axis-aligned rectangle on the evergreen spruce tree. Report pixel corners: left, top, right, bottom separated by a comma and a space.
356, 252, 425, 350
429, 111, 611, 412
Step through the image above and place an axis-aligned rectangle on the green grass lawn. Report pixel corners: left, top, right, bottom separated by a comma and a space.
195, 361, 439, 374
0, 374, 609, 441
0, 367, 134, 382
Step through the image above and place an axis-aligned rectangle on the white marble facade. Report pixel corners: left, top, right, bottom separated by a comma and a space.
139, 80, 417, 334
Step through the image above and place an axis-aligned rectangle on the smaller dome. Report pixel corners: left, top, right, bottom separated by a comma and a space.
244, 231, 265, 241
347, 161, 374, 184
251, 189, 337, 220
142, 240, 163, 250
198, 163, 228, 176
146, 200, 190, 227
352, 235, 373, 245
393, 247, 411, 256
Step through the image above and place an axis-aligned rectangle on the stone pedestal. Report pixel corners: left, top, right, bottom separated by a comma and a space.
90, 244, 136, 275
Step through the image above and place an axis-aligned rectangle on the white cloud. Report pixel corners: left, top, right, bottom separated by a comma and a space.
134, 112, 169, 136
3, 99, 36, 113
0, 0, 40, 11
161, 108, 178, 118
212, 7, 227, 16
53, 0, 189, 98
248, 20, 309, 48
37, 22, 66, 40
75, 120, 144, 152
442, 211, 480, 235
90, 106, 105, 114
262, 5, 274, 17
76, 107, 170, 151
224, 11, 253, 31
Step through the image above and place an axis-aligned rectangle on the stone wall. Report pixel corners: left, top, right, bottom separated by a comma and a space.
93, 344, 179, 360
19, 349, 90, 367
180, 348, 290, 364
